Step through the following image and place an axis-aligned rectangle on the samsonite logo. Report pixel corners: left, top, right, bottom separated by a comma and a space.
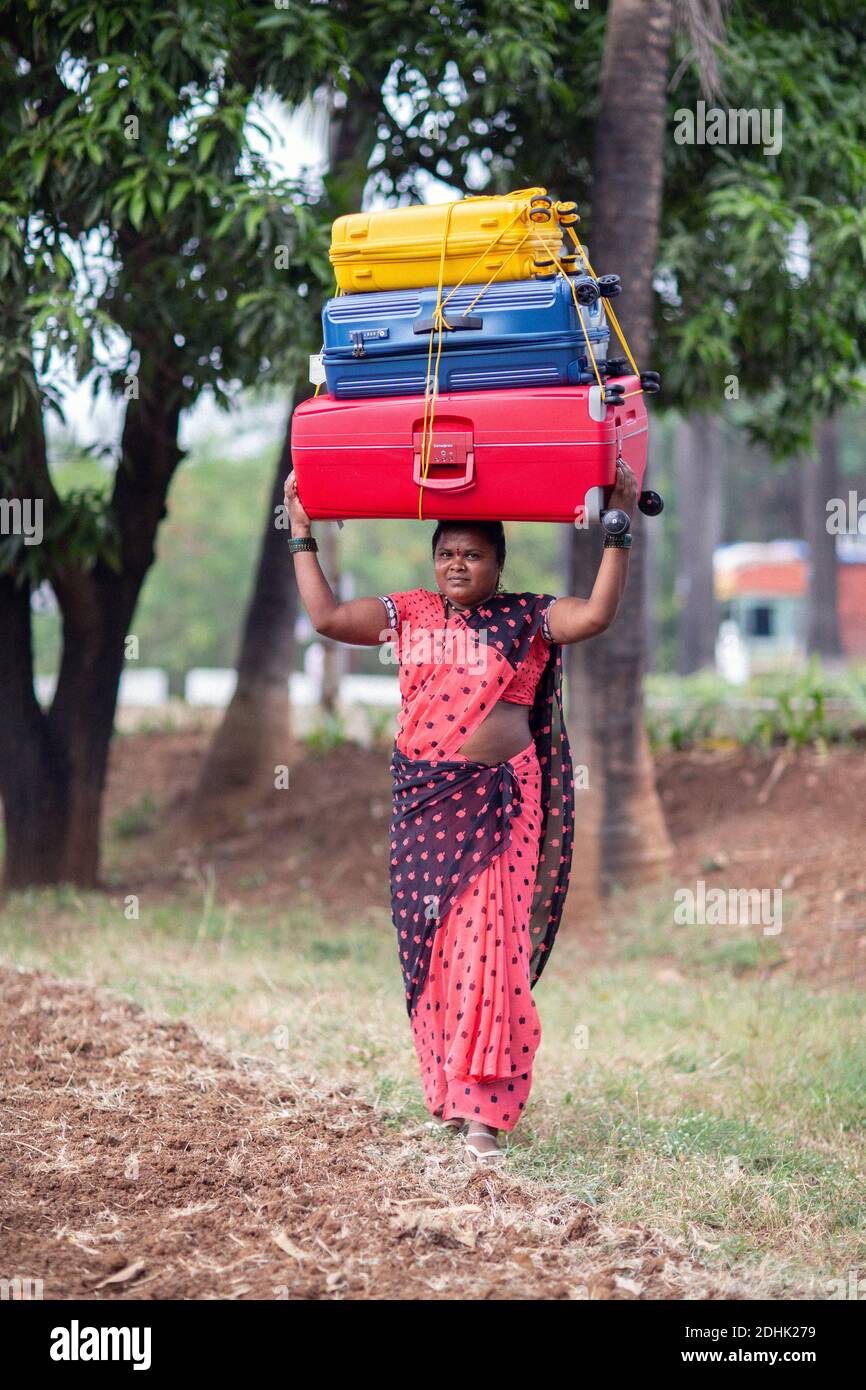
431, 441, 456, 464
49, 1319, 152, 1371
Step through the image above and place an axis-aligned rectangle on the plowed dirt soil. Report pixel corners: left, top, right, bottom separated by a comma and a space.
1, 966, 783, 1301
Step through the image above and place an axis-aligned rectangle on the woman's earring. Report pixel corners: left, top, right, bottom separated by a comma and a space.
495, 574, 504, 594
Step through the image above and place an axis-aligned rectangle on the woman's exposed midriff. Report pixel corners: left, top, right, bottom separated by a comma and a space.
455, 699, 532, 764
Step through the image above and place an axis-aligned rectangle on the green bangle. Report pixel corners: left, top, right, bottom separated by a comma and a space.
603, 531, 632, 549
288, 535, 318, 553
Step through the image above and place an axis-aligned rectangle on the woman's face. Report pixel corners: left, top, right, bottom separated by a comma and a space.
434, 528, 501, 607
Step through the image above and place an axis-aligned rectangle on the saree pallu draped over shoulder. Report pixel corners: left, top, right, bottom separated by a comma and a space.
385, 590, 576, 1033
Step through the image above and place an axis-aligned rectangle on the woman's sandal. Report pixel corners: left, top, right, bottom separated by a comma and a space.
464, 1122, 506, 1166
426, 1112, 467, 1134
442, 1116, 468, 1133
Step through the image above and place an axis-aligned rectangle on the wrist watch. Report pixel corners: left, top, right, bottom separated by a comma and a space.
288, 534, 318, 553
603, 531, 632, 549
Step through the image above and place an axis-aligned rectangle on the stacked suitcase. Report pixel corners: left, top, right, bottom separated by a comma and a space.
292, 188, 659, 526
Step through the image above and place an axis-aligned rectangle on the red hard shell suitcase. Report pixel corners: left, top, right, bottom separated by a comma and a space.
291, 379, 647, 524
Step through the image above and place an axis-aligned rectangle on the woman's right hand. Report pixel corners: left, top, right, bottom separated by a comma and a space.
284, 468, 312, 533
607, 458, 638, 516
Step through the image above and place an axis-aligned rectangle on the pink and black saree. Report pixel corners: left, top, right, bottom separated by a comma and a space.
379, 588, 575, 1131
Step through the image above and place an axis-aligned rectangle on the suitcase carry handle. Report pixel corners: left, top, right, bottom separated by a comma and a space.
412, 431, 476, 489
412, 314, 484, 335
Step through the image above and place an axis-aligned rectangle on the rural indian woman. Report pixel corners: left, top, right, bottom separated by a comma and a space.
283, 460, 638, 1164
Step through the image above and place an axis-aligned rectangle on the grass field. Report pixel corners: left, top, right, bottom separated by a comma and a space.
3, 878, 862, 1298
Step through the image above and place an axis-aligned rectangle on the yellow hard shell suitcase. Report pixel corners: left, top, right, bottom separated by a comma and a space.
329, 187, 579, 293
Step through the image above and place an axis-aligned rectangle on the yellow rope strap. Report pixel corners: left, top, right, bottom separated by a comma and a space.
437, 211, 532, 315
564, 225, 640, 379
415, 195, 545, 519
530, 235, 607, 399
416, 201, 456, 518
345, 189, 632, 519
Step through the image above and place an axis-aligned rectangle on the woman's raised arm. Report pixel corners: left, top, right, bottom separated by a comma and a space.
546, 458, 638, 645
285, 469, 391, 647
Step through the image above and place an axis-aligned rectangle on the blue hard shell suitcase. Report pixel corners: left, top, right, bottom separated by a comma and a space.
321, 273, 609, 399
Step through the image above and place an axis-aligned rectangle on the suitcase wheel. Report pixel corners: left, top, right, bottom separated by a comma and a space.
598, 274, 623, 299
529, 206, 553, 223
532, 257, 557, 279
572, 274, 600, 307
555, 200, 580, 225
603, 385, 626, 406
640, 370, 662, 395
638, 490, 664, 516
605, 357, 629, 377
529, 194, 553, 208
601, 507, 631, 535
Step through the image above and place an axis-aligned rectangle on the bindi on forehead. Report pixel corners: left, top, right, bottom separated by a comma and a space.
436, 537, 491, 554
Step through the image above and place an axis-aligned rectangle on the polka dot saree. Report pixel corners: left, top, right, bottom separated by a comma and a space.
380, 588, 575, 1130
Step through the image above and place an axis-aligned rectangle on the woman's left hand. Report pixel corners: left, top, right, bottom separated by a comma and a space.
608, 458, 639, 515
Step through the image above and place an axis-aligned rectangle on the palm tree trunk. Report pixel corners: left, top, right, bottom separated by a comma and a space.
643, 422, 663, 671
676, 411, 724, 674
802, 417, 842, 660
565, 0, 675, 891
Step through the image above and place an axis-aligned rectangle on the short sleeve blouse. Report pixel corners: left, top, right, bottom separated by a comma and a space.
379, 590, 558, 639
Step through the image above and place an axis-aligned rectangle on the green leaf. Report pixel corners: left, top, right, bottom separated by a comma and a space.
129, 189, 146, 230
147, 184, 165, 222
198, 130, 218, 167
32, 149, 49, 186
166, 179, 191, 212
244, 203, 268, 241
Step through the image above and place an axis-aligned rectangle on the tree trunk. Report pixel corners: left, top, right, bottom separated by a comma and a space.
0, 355, 184, 889
643, 420, 663, 671
802, 417, 842, 659
188, 398, 302, 822
0, 573, 65, 885
43, 583, 126, 884
676, 411, 724, 674
565, 0, 675, 892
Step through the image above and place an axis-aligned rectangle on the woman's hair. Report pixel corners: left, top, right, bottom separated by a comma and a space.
431, 519, 506, 569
